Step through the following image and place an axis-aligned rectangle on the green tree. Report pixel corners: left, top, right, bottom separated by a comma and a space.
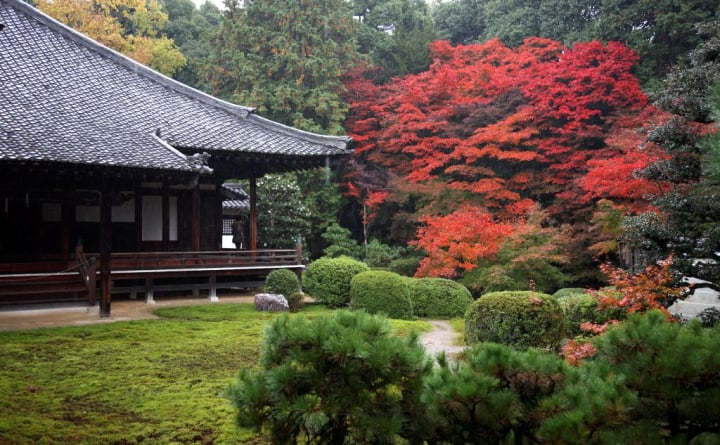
160, 0, 222, 88
322, 222, 362, 259
431, 0, 485, 45
586, 0, 717, 84
256, 174, 312, 249
354, 0, 436, 83
295, 168, 345, 259
227, 310, 433, 443
623, 22, 720, 282
208, 0, 362, 133
434, 0, 596, 48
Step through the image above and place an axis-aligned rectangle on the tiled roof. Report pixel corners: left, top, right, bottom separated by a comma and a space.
0, 0, 351, 172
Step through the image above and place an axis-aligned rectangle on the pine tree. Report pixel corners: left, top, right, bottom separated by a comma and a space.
208, 0, 363, 133
226, 310, 433, 443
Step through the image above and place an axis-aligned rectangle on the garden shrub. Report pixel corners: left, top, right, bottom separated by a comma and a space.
264, 268, 300, 298
350, 270, 414, 320
592, 311, 720, 442
227, 310, 433, 444
465, 291, 565, 350
387, 256, 422, 277
460, 265, 522, 298
364, 239, 402, 268
557, 291, 626, 336
407, 277, 473, 318
286, 291, 305, 312
302, 256, 369, 307
423, 342, 632, 444
552, 288, 589, 300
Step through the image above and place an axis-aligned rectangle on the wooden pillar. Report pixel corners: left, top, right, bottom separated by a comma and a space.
60, 200, 73, 257
249, 176, 258, 251
135, 183, 143, 251
99, 182, 112, 317
162, 182, 170, 251
192, 185, 201, 251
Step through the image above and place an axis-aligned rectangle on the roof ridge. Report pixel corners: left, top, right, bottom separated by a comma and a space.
247, 114, 352, 151
4, 0, 254, 119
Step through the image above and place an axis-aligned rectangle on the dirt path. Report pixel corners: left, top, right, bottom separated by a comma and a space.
420, 320, 466, 359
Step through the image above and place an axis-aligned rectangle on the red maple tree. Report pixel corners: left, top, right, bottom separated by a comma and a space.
343, 37, 657, 266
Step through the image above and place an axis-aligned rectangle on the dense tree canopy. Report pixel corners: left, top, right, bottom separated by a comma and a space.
344, 38, 658, 278
432, 0, 718, 84
206, 0, 363, 133
37, 0, 186, 76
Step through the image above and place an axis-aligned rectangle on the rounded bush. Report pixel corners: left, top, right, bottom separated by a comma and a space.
286, 291, 306, 312
302, 256, 370, 307
408, 277, 473, 318
264, 268, 300, 298
350, 271, 413, 320
465, 291, 565, 350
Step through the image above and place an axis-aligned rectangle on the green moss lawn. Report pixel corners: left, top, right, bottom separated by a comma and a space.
0, 303, 431, 444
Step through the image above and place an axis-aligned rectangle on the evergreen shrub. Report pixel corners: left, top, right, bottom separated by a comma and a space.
423, 342, 632, 444
592, 311, 720, 442
264, 268, 300, 298
286, 291, 305, 312
227, 310, 433, 444
408, 277, 473, 318
350, 271, 414, 319
465, 291, 565, 349
302, 256, 369, 307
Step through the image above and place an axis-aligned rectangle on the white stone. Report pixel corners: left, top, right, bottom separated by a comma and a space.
254, 293, 289, 312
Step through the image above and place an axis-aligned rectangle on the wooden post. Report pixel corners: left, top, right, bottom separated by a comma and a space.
99, 183, 112, 317
162, 182, 170, 251
192, 185, 201, 251
249, 176, 258, 251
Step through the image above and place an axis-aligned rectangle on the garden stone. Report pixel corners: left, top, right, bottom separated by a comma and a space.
254, 293, 289, 312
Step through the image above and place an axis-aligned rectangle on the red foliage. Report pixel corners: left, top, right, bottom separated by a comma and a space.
561, 340, 598, 367
411, 206, 513, 278
594, 255, 683, 318
343, 37, 658, 266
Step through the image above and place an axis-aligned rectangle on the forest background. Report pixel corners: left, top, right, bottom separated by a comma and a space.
33, 0, 720, 292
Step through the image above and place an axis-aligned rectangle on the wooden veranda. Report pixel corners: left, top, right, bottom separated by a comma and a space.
0, 247, 305, 311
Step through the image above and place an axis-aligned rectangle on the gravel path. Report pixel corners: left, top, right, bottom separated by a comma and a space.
420, 320, 466, 359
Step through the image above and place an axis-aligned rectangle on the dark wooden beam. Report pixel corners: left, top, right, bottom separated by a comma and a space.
99, 180, 112, 317
249, 176, 257, 251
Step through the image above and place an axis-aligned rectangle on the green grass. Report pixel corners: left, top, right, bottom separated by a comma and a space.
0, 303, 431, 444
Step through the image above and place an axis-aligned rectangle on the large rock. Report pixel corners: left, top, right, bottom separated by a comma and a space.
254, 293, 289, 312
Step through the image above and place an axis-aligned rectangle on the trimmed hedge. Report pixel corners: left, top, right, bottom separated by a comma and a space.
408, 278, 473, 318
465, 291, 565, 350
350, 271, 414, 320
264, 269, 300, 298
302, 256, 369, 307
551, 288, 589, 300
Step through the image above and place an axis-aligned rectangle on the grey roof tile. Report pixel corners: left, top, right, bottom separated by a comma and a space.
0, 0, 351, 172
